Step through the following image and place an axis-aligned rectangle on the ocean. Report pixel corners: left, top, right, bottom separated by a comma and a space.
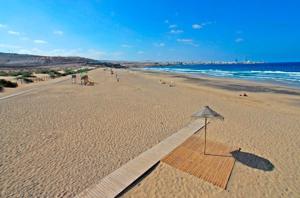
144, 62, 300, 88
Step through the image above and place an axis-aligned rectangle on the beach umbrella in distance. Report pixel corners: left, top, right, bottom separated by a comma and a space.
193, 106, 224, 154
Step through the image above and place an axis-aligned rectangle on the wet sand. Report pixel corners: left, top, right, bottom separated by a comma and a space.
1, 68, 300, 197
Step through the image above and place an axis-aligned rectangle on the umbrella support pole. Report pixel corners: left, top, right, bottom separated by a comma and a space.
204, 118, 207, 154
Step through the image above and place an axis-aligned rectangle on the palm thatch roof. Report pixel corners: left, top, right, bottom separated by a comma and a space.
193, 106, 224, 120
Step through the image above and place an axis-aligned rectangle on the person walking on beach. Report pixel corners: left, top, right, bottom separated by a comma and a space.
116, 73, 120, 82
71, 74, 76, 84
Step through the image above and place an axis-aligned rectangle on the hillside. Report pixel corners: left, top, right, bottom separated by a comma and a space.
0, 52, 100, 68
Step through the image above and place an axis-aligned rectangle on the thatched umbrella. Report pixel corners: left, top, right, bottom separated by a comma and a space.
193, 106, 224, 154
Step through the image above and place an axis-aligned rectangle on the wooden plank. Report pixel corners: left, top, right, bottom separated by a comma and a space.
162, 136, 237, 189
75, 119, 205, 198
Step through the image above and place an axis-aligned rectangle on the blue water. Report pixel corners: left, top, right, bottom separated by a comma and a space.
144, 62, 300, 87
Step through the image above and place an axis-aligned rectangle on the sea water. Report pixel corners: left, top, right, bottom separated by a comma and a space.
144, 62, 300, 88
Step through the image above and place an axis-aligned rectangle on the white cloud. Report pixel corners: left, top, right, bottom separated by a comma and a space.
8, 30, 20, 36
192, 21, 214, 30
53, 30, 63, 35
34, 39, 47, 44
137, 50, 144, 54
177, 38, 199, 47
153, 42, 165, 47
169, 24, 177, 29
235, 38, 244, 43
0, 24, 7, 28
192, 24, 203, 29
164, 19, 169, 24
167, 23, 183, 34
121, 44, 133, 48
177, 38, 193, 43
170, 29, 183, 34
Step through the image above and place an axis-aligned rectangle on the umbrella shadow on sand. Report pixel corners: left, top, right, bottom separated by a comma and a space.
231, 150, 275, 171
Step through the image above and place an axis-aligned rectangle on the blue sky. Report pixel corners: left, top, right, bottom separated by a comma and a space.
0, 0, 300, 62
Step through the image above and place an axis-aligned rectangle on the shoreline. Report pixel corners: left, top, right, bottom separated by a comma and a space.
133, 68, 300, 96
138, 67, 300, 90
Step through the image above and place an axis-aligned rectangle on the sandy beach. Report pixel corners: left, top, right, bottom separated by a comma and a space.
1, 68, 300, 197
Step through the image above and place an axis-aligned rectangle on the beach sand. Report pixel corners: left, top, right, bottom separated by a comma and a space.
0, 73, 58, 97
1, 68, 300, 197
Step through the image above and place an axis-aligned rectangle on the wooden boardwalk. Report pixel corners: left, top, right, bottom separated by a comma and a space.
75, 119, 205, 198
162, 136, 237, 189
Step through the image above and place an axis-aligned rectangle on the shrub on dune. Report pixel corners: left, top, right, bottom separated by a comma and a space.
6, 71, 35, 77
23, 78, 34, 83
0, 71, 9, 76
0, 79, 18, 88
49, 72, 58, 79
0, 71, 37, 77
38, 69, 61, 78
63, 68, 76, 76
38, 69, 52, 74
50, 70, 62, 78
16, 76, 34, 84
20, 71, 35, 78
77, 68, 92, 73
38, 69, 60, 76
